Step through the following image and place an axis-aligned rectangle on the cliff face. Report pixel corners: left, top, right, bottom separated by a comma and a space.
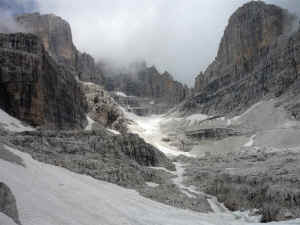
16, 13, 105, 85
137, 67, 189, 106
106, 65, 189, 110
0, 33, 87, 129
190, 2, 300, 115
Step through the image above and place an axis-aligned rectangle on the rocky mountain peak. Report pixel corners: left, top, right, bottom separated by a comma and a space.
16, 13, 76, 66
16, 12, 105, 85
217, 1, 295, 66
189, 2, 300, 116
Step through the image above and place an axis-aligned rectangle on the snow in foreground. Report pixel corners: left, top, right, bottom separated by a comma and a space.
0, 109, 35, 132
1, 146, 300, 225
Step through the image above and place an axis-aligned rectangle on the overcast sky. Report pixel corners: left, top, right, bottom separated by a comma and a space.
31, 1, 299, 85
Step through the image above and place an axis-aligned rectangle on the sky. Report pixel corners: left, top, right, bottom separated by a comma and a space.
1, 0, 300, 86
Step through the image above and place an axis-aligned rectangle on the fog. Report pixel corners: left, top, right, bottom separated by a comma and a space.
2, 0, 300, 85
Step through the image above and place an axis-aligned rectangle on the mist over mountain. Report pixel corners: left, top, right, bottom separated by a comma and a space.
1, 0, 298, 85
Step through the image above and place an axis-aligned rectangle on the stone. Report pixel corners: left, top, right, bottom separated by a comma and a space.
81, 81, 128, 133
0, 33, 87, 129
185, 1, 299, 116
0, 182, 21, 225
16, 13, 105, 85
105, 64, 190, 113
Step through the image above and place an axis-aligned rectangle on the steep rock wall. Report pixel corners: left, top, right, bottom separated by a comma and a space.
189, 2, 299, 115
0, 33, 87, 129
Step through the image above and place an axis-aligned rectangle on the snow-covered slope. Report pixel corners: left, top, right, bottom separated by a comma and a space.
0, 109, 35, 132
122, 108, 192, 157
1, 145, 300, 225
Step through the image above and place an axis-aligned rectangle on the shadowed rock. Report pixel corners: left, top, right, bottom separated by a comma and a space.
0, 183, 21, 225
0, 33, 87, 129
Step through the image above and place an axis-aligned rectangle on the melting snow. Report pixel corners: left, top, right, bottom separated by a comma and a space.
186, 114, 209, 124
244, 135, 256, 147
1, 146, 299, 225
115, 91, 128, 97
122, 107, 193, 157
85, 116, 95, 131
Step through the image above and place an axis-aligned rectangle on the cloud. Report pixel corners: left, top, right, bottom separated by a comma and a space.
0, 0, 38, 33
32, 0, 300, 85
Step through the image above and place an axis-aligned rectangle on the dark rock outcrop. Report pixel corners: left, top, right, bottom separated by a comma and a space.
0, 33, 87, 129
16, 13, 105, 85
0, 182, 21, 225
186, 1, 299, 116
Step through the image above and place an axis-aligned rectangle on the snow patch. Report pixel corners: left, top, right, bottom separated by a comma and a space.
231, 102, 263, 122
0, 109, 35, 132
107, 128, 120, 135
186, 113, 209, 124
244, 135, 256, 147
146, 182, 159, 188
115, 91, 128, 97
85, 116, 95, 131
3, 145, 292, 225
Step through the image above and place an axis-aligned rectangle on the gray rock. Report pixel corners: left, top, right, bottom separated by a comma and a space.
0, 183, 21, 225
184, 1, 299, 117
180, 148, 300, 222
8, 129, 175, 188
16, 13, 105, 85
0, 33, 88, 129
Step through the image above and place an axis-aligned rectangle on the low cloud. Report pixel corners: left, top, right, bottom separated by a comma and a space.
17, 0, 300, 85
0, 10, 26, 33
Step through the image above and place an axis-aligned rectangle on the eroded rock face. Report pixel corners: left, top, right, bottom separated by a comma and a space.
0, 182, 21, 225
106, 64, 189, 112
81, 81, 128, 133
189, 1, 300, 115
0, 33, 87, 129
16, 13, 105, 85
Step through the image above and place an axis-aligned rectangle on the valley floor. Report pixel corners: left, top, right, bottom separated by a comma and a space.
1, 103, 300, 225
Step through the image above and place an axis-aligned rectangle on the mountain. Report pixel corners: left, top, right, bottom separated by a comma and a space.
16, 13, 105, 85
0, 33, 87, 129
184, 1, 299, 117
105, 63, 189, 113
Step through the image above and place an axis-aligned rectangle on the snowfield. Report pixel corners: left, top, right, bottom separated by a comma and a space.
122, 108, 193, 157
1, 146, 300, 225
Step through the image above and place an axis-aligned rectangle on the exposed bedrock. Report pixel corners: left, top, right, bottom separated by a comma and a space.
0, 182, 21, 225
185, 1, 300, 116
0, 33, 87, 129
16, 13, 105, 85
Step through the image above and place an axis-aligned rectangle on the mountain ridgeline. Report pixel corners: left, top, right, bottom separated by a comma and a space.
189, 1, 300, 117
